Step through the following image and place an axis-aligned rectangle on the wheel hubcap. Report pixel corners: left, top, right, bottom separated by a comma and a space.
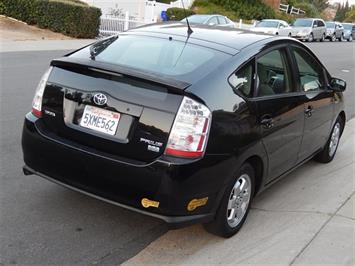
329, 122, 341, 157
226, 174, 251, 228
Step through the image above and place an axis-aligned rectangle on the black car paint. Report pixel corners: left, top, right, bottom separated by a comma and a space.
22, 23, 346, 227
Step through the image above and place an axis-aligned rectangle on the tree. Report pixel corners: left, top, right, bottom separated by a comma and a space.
335, 0, 351, 22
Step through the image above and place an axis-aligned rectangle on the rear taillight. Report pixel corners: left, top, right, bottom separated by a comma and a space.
165, 96, 211, 159
32, 67, 53, 118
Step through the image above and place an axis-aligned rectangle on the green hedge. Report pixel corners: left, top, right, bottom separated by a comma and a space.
193, 0, 275, 20
0, 0, 101, 38
166, 7, 195, 21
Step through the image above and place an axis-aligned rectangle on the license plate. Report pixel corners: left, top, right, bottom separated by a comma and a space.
80, 105, 120, 136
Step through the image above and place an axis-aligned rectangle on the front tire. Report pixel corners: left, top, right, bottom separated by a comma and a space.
308, 33, 314, 42
315, 117, 344, 163
204, 163, 255, 238
320, 33, 325, 42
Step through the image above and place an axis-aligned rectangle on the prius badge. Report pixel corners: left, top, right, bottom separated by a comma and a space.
93, 93, 108, 106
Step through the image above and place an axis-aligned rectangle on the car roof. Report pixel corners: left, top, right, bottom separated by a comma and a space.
129, 22, 274, 53
261, 19, 283, 22
188, 14, 221, 17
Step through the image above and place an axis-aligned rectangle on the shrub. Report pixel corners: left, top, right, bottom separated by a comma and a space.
192, 0, 276, 20
166, 7, 195, 21
0, 0, 101, 38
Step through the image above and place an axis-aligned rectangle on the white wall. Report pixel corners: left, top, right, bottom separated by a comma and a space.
81, 0, 195, 21
81, 0, 146, 19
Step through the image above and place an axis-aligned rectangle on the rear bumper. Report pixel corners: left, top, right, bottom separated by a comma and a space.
23, 165, 214, 227
22, 113, 232, 227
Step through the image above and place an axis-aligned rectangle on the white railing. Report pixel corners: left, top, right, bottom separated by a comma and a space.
99, 12, 147, 36
279, 3, 305, 15
279, 3, 289, 13
290, 6, 305, 15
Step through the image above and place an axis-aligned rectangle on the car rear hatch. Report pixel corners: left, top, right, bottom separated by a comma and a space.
39, 57, 187, 164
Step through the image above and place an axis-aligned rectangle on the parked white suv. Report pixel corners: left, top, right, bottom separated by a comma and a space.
291, 18, 326, 42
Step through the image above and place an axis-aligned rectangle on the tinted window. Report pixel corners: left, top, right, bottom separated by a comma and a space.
72, 35, 230, 84
208, 16, 218, 25
256, 49, 292, 97
229, 62, 254, 97
318, 20, 325, 27
293, 47, 325, 92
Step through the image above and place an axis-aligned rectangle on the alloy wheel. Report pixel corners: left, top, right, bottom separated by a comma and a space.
226, 174, 252, 228
329, 122, 341, 158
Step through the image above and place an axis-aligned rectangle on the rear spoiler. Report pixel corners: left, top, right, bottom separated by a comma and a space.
50, 57, 191, 91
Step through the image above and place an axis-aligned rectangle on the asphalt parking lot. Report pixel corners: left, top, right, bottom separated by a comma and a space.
0, 41, 354, 265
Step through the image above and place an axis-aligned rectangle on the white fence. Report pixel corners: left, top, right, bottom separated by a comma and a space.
99, 12, 147, 36
279, 3, 305, 15
99, 15, 253, 37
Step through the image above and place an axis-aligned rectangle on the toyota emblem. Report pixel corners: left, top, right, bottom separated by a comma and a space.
93, 93, 108, 106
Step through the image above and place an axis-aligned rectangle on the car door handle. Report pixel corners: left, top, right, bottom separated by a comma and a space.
260, 117, 274, 129
305, 106, 314, 117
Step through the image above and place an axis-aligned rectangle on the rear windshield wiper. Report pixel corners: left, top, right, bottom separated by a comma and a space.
90, 35, 119, 60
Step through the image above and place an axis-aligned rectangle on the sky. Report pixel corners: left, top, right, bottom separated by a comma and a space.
328, 0, 355, 5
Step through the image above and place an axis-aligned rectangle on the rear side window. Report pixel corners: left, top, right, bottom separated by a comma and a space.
256, 49, 292, 97
229, 62, 254, 98
72, 35, 230, 84
208, 16, 218, 25
292, 47, 325, 92
218, 16, 227, 25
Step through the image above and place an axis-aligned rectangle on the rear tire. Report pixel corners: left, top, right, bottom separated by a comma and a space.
203, 163, 255, 238
315, 117, 344, 163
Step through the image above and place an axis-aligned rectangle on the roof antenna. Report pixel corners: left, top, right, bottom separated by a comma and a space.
181, 0, 193, 35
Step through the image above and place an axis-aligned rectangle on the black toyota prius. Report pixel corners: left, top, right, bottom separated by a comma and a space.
22, 23, 346, 238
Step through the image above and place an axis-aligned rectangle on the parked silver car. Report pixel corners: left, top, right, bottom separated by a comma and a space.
291, 18, 326, 42
181, 14, 235, 28
342, 23, 354, 42
326, 21, 344, 41
250, 19, 292, 36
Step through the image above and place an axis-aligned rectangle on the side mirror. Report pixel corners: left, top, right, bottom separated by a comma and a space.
209, 22, 216, 26
313, 24, 318, 28
330, 78, 346, 92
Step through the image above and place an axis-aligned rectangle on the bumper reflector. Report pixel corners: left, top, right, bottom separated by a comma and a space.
141, 198, 160, 208
187, 197, 209, 211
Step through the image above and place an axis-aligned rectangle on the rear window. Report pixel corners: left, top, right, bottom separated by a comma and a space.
293, 19, 312, 27
72, 35, 230, 84
326, 22, 335, 28
256, 21, 279, 28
